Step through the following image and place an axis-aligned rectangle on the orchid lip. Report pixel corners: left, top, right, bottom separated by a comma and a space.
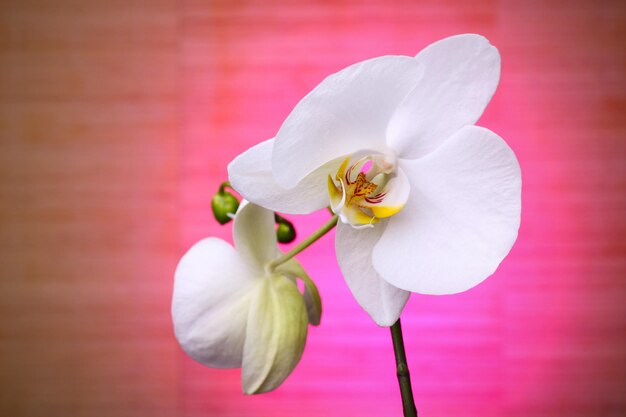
327, 153, 408, 229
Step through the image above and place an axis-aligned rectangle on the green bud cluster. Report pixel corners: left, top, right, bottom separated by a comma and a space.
211, 181, 297, 244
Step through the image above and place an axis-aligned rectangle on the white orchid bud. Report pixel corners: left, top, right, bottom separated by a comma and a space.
172, 202, 320, 394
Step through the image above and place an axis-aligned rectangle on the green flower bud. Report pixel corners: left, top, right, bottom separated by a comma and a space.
275, 215, 296, 244
211, 184, 240, 225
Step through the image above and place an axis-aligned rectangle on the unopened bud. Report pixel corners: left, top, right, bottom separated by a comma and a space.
275, 214, 296, 243
211, 183, 240, 225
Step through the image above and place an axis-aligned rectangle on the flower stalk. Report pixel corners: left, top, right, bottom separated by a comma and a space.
268, 214, 339, 271
390, 319, 417, 417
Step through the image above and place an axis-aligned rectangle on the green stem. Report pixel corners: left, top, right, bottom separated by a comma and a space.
218, 181, 232, 194
390, 319, 417, 417
268, 214, 338, 270
274, 213, 292, 226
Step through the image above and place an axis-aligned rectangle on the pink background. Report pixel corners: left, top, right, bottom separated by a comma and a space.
0, 0, 624, 416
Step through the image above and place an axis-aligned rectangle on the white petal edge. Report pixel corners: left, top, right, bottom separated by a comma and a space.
386, 34, 501, 159
228, 138, 342, 214
373, 126, 521, 294
242, 275, 309, 394
336, 220, 410, 326
233, 201, 281, 270
172, 238, 259, 368
273, 56, 424, 188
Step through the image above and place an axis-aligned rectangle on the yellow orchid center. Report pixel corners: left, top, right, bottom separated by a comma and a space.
327, 154, 407, 228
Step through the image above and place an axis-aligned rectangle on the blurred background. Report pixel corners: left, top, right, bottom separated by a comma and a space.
0, 0, 624, 416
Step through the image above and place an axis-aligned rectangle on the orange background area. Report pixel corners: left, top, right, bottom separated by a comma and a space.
0, 1, 625, 416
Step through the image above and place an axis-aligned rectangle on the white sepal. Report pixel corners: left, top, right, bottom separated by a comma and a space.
228, 139, 340, 214
335, 221, 410, 326
233, 200, 280, 270
172, 238, 259, 368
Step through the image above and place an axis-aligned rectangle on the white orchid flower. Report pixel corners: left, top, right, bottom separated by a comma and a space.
172, 202, 322, 394
228, 34, 521, 326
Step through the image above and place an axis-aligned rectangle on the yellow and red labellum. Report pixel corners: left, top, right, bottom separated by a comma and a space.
327, 155, 406, 228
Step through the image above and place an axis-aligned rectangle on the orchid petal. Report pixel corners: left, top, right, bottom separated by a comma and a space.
273, 56, 424, 188
229, 138, 342, 214
373, 126, 521, 294
242, 275, 309, 394
335, 221, 410, 326
172, 238, 259, 368
233, 201, 281, 270
386, 34, 501, 159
